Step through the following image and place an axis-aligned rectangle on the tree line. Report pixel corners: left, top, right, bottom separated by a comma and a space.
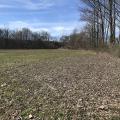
80, 0, 120, 48
60, 29, 91, 49
0, 28, 62, 49
61, 0, 120, 49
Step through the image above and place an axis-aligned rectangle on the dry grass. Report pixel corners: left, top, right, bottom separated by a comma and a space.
0, 50, 120, 120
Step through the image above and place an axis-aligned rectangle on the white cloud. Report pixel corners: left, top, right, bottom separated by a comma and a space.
52, 26, 76, 36
8, 21, 29, 29
53, 26, 65, 31
17, 0, 54, 10
0, 0, 55, 10
1, 20, 84, 36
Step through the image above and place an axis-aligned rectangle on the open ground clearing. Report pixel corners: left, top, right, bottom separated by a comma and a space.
0, 50, 119, 120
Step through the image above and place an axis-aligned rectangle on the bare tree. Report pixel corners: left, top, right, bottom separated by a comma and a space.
80, 0, 120, 47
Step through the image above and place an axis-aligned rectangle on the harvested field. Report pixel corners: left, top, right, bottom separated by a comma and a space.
0, 50, 120, 120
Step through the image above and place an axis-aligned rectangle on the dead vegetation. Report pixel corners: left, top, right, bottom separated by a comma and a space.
0, 51, 120, 120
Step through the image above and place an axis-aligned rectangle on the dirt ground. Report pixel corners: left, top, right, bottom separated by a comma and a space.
0, 52, 120, 120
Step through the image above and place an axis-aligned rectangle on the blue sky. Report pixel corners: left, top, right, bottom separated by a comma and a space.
0, 0, 85, 37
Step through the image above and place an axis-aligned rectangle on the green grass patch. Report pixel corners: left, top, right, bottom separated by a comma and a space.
0, 49, 96, 68
111, 116, 120, 120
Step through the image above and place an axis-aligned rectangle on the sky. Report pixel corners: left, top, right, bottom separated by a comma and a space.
0, 0, 85, 37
